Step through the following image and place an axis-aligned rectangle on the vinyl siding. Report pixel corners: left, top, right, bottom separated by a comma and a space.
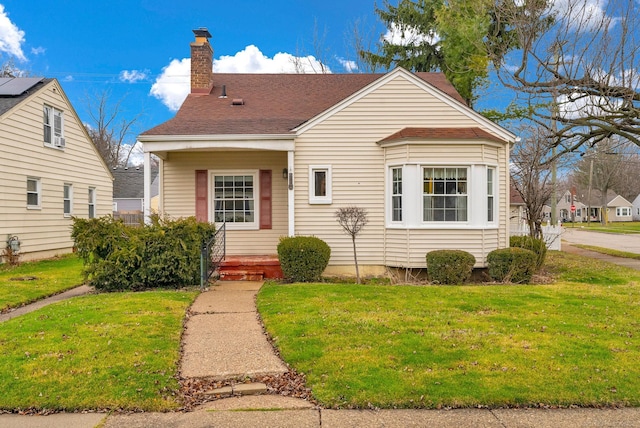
0, 80, 113, 261
162, 151, 288, 255
294, 73, 509, 268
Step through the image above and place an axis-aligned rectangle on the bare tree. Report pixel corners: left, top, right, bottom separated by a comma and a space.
344, 18, 382, 73
290, 20, 331, 74
571, 139, 638, 223
491, 0, 640, 156
510, 126, 558, 238
0, 58, 31, 77
335, 206, 368, 284
84, 90, 141, 169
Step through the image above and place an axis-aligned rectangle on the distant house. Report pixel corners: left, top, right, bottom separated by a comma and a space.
633, 194, 640, 221
112, 166, 158, 219
509, 185, 527, 231
138, 29, 516, 276
606, 194, 633, 222
556, 189, 632, 223
0, 77, 113, 262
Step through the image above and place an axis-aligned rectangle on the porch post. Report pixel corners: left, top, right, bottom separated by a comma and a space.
143, 151, 151, 224
288, 150, 295, 236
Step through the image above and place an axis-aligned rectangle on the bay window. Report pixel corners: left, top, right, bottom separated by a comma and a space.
388, 164, 497, 228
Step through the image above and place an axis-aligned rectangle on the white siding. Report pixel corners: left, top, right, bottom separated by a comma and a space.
162, 151, 288, 255
0, 80, 113, 261
294, 74, 509, 269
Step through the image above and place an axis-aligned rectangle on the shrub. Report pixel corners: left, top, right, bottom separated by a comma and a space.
510, 235, 547, 269
487, 247, 537, 284
277, 236, 331, 282
71, 216, 216, 291
426, 250, 476, 284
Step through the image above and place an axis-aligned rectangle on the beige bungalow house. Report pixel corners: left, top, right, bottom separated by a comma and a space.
138, 29, 516, 278
0, 77, 113, 262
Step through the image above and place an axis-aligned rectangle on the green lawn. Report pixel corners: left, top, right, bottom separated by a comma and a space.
571, 221, 640, 234
0, 255, 85, 313
257, 252, 640, 409
0, 290, 197, 411
571, 244, 640, 260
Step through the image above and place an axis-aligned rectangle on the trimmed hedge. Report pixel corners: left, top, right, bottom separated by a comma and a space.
277, 236, 331, 282
510, 235, 547, 269
426, 250, 476, 285
487, 247, 537, 284
71, 216, 216, 291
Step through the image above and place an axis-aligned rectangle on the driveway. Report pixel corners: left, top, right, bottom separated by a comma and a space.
562, 227, 640, 254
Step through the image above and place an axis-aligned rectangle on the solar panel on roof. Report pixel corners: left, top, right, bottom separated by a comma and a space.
0, 77, 44, 96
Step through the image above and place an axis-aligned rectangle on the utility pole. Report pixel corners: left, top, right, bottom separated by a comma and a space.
587, 158, 593, 226
550, 43, 561, 226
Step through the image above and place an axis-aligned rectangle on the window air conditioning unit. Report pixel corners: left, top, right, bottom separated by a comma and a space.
54, 136, 66, 148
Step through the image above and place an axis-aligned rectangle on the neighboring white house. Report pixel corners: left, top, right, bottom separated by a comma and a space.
606, 194, 633, 223
0, 77, 113, 262
633, 194, 640, 221
138, 29, 516, 276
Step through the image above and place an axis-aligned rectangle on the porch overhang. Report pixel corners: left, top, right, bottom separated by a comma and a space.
138, 133, 295, 159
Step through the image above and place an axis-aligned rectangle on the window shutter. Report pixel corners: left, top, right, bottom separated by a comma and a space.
259, 169, 272, 229
195, 170, 208, 222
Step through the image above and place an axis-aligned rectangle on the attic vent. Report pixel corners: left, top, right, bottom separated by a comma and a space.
219, 85, 227, 98
232, 98, 244, 105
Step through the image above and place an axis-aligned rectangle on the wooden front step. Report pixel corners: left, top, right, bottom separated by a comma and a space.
218, 255, 283, 281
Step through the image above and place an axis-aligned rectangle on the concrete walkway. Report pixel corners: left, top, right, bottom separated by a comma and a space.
0, 284, 93, 323
180, 280, 288, 379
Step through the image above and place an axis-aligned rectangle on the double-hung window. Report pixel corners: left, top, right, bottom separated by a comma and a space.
63, 183, 73, 216
391, 167, 403, 222
487, 167, 495, 222
88, 187, 96, 218
423, 167, 467, 222
27, 177, 41, 209
43, 105, 64, 147
213, 173, 258, 229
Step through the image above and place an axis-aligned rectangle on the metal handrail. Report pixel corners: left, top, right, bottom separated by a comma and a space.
200, 223, 226, 288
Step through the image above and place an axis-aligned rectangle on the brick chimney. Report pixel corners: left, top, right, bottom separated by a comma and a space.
191, 28, 213, 94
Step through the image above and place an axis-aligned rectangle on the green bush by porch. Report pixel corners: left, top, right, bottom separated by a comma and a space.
277, 236, 331, 282
71, 216, 216, 291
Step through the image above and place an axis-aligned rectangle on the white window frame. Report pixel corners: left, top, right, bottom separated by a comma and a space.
63, 183, 73, 217
43, 104, 64, 148
487, 167, 496, 223
210, 170, 259, 230
27, 177, 41, 209
422, 166, 469, 223
88, 187, 96, 218
386, 163, 498, 229
617, 207, 631, 217
391, 166, 403, 222
308, 165, 332, 204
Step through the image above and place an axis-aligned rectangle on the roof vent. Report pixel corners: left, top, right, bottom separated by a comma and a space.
219, 85, 227, 98
232, 98, 244, 105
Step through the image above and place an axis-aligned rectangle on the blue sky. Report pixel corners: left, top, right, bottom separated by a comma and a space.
0, 0, 385, 141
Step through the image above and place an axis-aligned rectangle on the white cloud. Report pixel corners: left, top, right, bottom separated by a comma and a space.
63, 75, 73, 82
213, 45, 328, 73
383, 22, 439, 46
551, 0, 616, 31
338, 57, 358, 72
31, 46, 45, 55
0, 5, 26, 61
119, 69, 149, 83
150, 45, 331, 112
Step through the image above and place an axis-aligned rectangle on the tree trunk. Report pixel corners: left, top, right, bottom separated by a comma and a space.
352, 235, 360, 284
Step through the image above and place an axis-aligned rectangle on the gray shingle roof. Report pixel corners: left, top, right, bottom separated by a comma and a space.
112, 167, 158, 199
0, 78, 52, 117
